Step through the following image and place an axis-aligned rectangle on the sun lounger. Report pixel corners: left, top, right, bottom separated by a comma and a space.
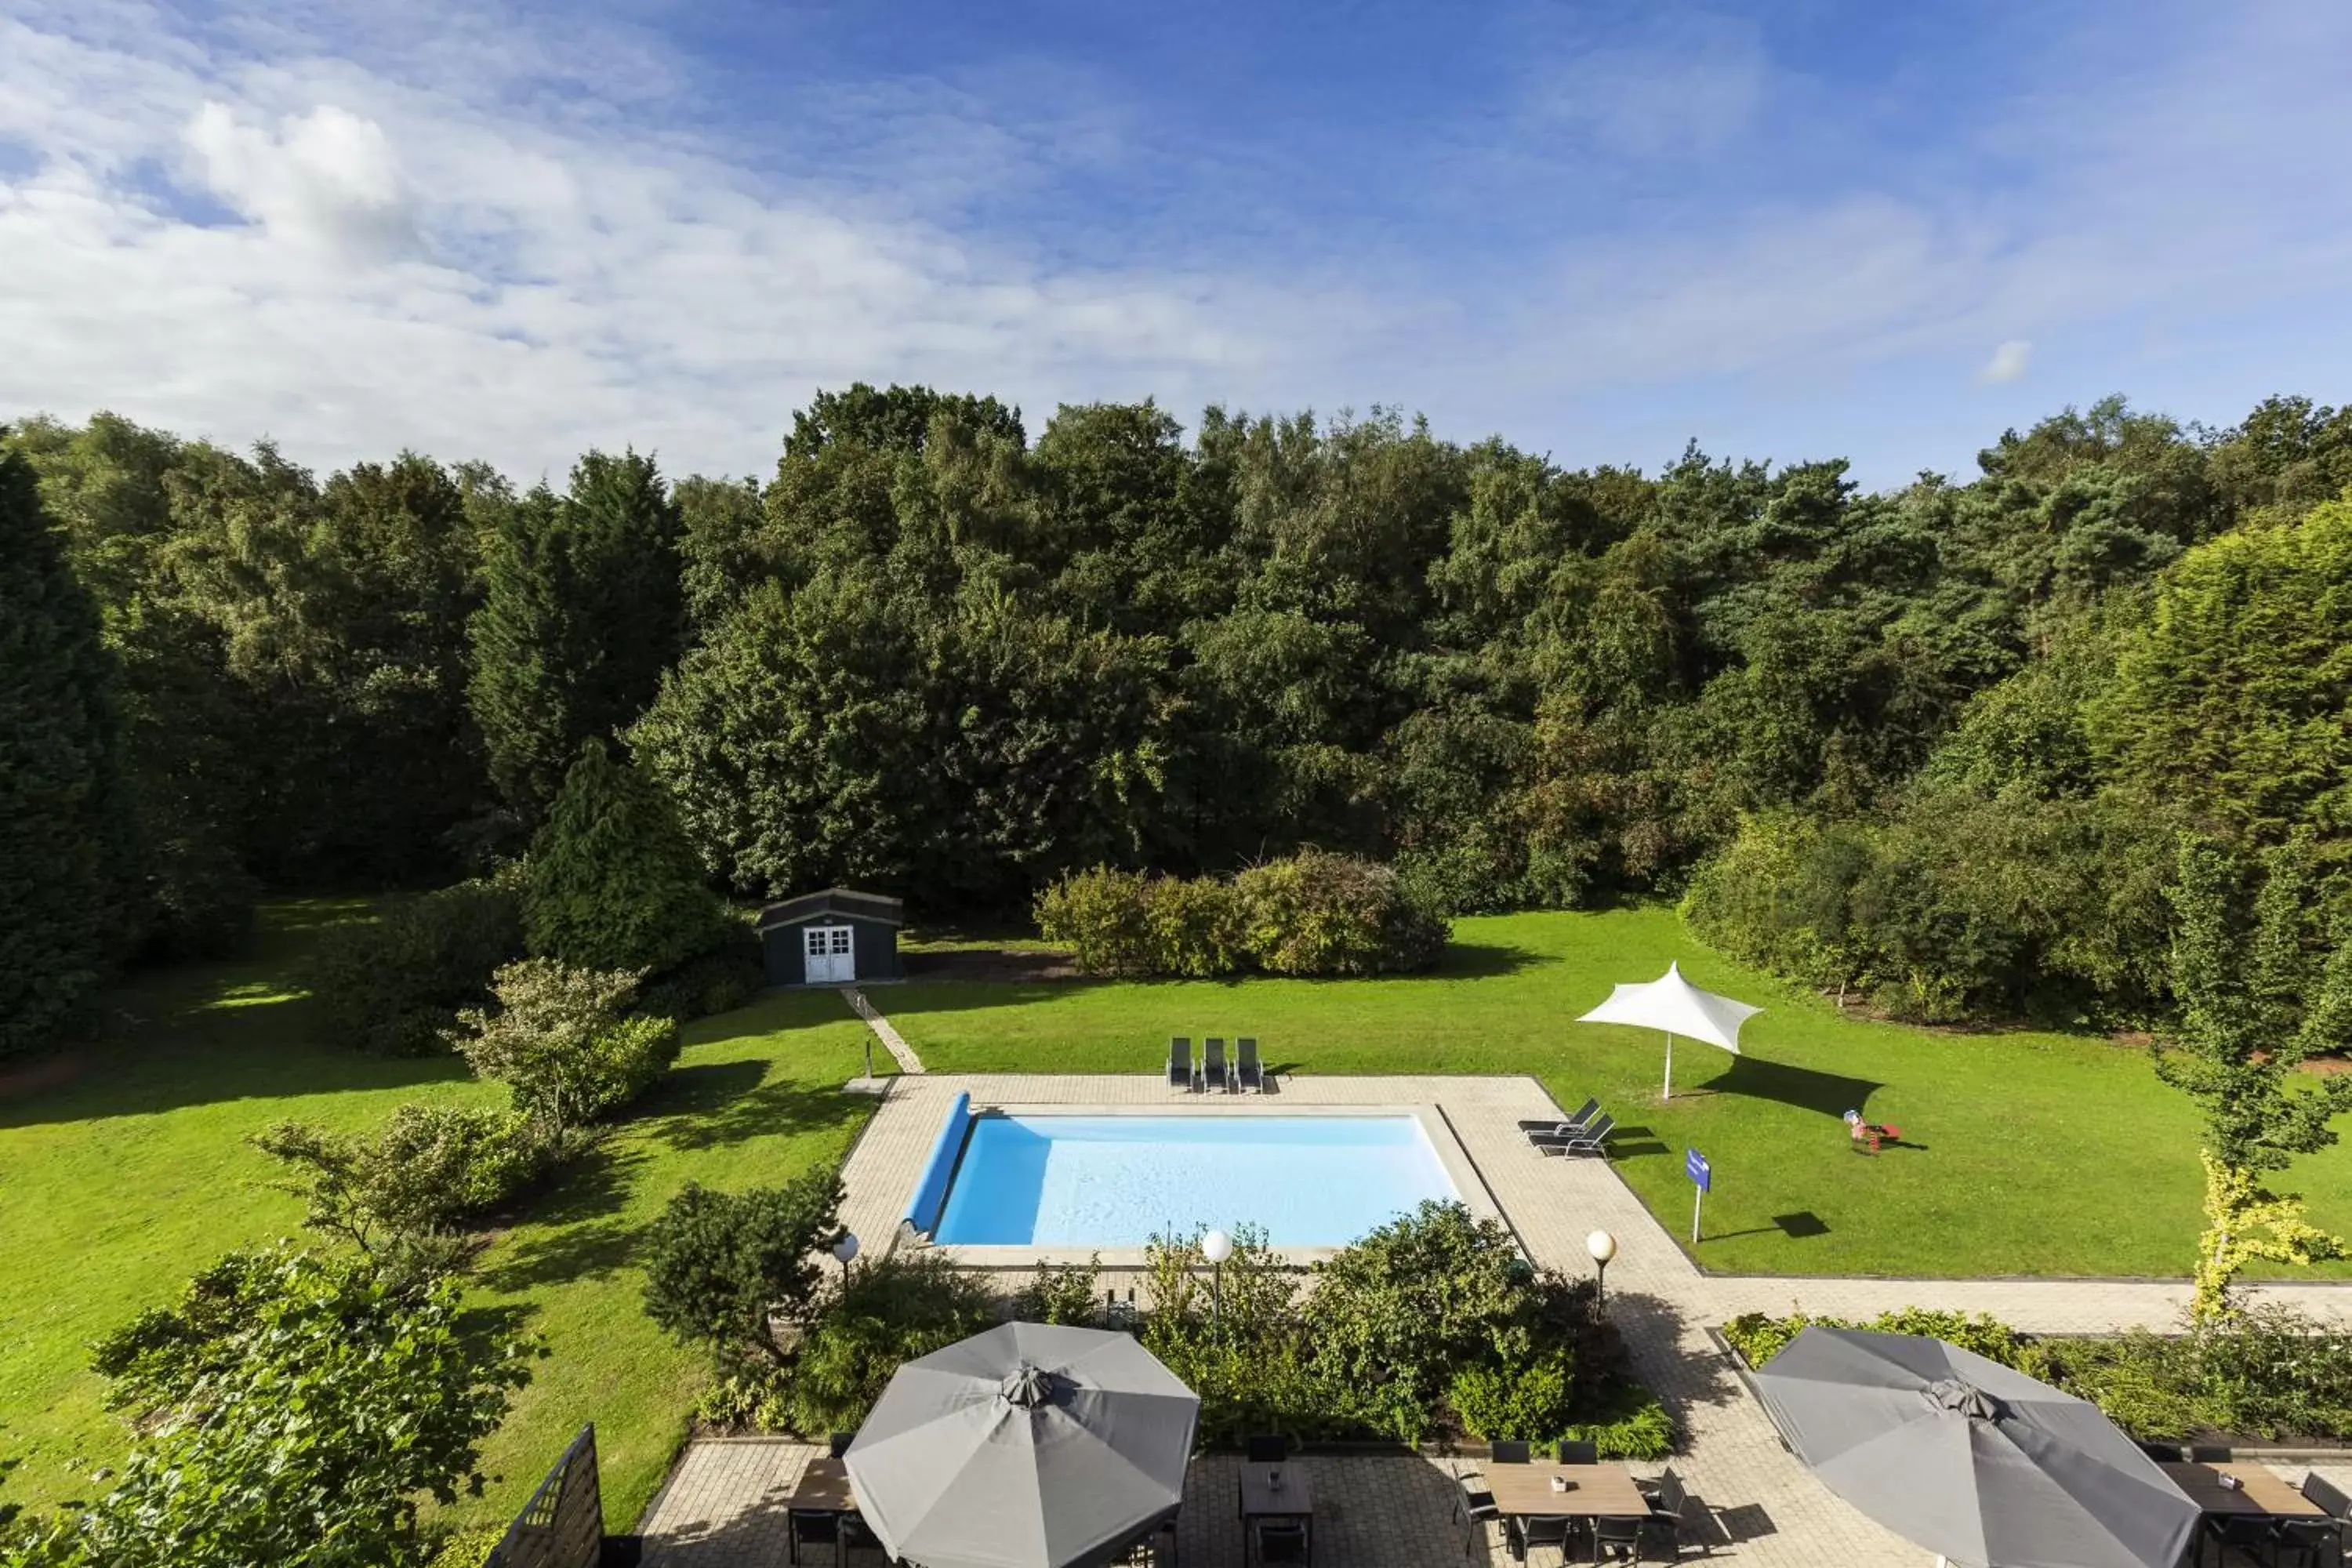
1533, 1112, 1614, 1157
1200, 1037, 1229, 1094
1168, 1037, 1193, 1091
1517, 1098, 1599, 1138
1235, 1036, 1264, 1092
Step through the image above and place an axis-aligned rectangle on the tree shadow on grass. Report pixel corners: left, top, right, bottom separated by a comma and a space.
477, 1143, 651, 1293
635, 1062, 869, 1153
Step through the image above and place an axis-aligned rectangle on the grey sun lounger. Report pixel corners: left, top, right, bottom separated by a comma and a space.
1199, 1036, 1229, 1093
1234, 1036, 1264, 1093
1517, 1098, 1599, 1138
1533, 1112, 1614, 1157
1168, 1037, 1194, 1091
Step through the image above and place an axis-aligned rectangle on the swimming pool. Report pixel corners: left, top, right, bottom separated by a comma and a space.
930, 1113, 1461, 1247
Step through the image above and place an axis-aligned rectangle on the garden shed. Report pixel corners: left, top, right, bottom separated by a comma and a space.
757, 887, 904, 986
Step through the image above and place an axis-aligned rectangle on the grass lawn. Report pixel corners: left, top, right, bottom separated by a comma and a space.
0, 903, 877, 1530
882, 906, 2352, 1282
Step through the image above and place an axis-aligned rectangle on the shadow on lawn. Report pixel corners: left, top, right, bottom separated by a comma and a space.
637, 1062, 869, 1153
479, 1142, 651, 1292
1691, 1054, 1885, 1120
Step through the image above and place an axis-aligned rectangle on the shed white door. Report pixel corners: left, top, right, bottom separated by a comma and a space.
803, 924, 855, 983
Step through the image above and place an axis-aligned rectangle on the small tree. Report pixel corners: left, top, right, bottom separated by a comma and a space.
252, 1105, 545, 1274
8, 1247, 535, 1567
2157, 833, 2352, 1319
524, 737, 731, 976
447, 959, 680, 1135
641, 1171, 847, 1375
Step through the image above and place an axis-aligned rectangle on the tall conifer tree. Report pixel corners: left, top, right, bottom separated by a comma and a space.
524, 738, 726, 975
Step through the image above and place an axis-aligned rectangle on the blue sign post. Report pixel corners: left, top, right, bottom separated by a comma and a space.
1686, 1149, 1711, 1243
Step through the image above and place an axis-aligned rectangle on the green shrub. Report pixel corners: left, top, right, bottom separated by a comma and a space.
311, 874, 524, 1057
1039, 851, 1450, 980
1237, 849, 1448, 977
252, 1105, 549, 1274
774, 1254, 998, 1436
641, 1170, 847, 1377
1035, 866, 1155, 976
1561, 1384, 1676, 1461
1302, 1202, 1526, 1441
1139, 1227, 1322, 1445
1144, 875, 1248, 976
1012, 1256, 1105, 1327
1450, 1348, 1573, 1442
637, 918, 766, 1022
447, 959, 681, 1134
423, 1526, 506, 1568
1722, 1307, 2023, 1370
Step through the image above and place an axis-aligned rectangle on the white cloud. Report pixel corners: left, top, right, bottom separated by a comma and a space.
1979, 339, 2032, 384
184, 102, 417, 263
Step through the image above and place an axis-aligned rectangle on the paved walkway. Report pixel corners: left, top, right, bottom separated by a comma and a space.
645, 1070, 2352, 1567
841, 988, 925, 1074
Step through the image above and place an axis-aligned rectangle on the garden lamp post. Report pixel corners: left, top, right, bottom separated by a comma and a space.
1202, 1229, 1233, 1323
834, 1231, 860, 1282
1586, 1229, 1617, 1311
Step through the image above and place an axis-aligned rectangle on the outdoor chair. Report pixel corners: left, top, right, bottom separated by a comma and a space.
1168, 1038, 1193, 1091
1199, 1037, 1229, 1094
1640, 1468, 1690, 1560
1556, 1439, 1599, 1464
1534, 1114, 1614, 1158
2133, 1439, 2182, 1462
1490, 1441, 1533, 1464
1842, 1109, 1902, 1154
788, 1508, 840, 1566
2188, 1444, 2232, 1463
1452, 1464, 1501, 1557
1253, 1518, 1310, 1565
1591, 1515, 1644, 1563
2201, 1514, 2271, 1568
1246, 1434, 1288, 1462
2270, 1515, 2336, 1568
1519, 1098, 1600, 1137
1235, 1037, 1265, 1093
839, 1513, 887, 1566
828, 1431, 857, 1457
2295, 1472, 2352, 1561
1509, 1512, 1574, 1563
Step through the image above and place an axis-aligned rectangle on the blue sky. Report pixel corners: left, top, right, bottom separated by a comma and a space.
3, 0, 2348, 488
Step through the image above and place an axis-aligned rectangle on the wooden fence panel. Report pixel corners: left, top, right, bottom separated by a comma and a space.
486, 1424, 602, 1568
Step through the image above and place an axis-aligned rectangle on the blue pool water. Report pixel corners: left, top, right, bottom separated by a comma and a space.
931, 1114, 1460, 1247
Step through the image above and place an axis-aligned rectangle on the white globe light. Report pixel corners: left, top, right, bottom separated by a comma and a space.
1201, 1229, 1234, 1264
1586, 1229, 1617, 1265
834, 1232, 861, 1264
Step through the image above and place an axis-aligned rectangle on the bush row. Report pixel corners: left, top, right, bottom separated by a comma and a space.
646, 1192, 1671, 1461
1036, 849, 1450, 979
1722, 1303, 2352, 1444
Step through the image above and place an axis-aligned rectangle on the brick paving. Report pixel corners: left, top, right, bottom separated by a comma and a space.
644, 1069, 2352, 1566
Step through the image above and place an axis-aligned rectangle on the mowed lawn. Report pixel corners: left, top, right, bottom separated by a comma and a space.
0, 903, 878, 1528
884, 906, 2352, 1282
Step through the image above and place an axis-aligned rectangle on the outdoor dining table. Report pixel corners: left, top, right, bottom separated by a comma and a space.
1239, 1462, 1312, 1565
2157, 1461, 2327, 1519
780, 1456, 862, 1565
1483, 1461, 1654, 1519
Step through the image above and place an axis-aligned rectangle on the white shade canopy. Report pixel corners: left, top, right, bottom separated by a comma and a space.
1578, 961, 1760, 1050
1577, 961, 1762, 1098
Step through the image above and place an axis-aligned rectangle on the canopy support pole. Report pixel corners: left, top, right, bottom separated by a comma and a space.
1662, 1030, 1675, 1100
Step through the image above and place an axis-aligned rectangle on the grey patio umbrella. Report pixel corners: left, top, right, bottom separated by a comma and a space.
843, 1321, 1200, 1568
1751, 1326, 2200, 1568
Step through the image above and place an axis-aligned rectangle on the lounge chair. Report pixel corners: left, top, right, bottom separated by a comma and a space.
1168, 1037, 1193, 1091
1518, 1098, 1599, 1138
1200, 1037, 1229, 1094
1533, 1113, 1614, 1158
1235, 1036, 1265, 1093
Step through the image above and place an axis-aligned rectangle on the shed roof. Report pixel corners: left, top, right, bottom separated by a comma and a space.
757, 887, 906, 929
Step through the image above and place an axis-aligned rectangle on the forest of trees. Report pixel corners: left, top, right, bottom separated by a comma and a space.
7, 386, 2352, 1054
